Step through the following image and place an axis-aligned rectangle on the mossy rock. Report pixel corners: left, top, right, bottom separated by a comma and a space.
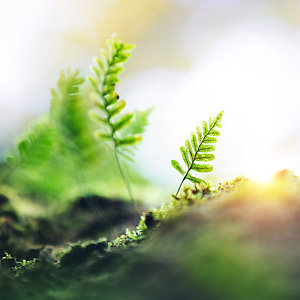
0, 194, 139, 259
1, 172, 300, 299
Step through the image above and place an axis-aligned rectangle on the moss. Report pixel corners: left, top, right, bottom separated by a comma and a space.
1, 253, 17, 270
0, 175, 300, 299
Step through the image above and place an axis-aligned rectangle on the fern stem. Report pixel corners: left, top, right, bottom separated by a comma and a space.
175, 118, 219, 197
175, 175, 186, 197
101, 95, 136, 204
113, 147, 135, 204
103, 103, 136, 204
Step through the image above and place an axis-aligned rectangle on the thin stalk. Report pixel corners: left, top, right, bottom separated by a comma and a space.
107, 116, 136, 205
175, 175, 186, 197
113, 147, 135, 204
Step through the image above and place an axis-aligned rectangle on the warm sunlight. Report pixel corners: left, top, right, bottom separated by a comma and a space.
243, 160, 277, 183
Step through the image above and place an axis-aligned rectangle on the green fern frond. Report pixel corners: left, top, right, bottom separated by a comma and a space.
89, 34, 139, 150
7, 116, 55, 167
172, 111, 223, 197
8, 69, 86, 169
89, 34, 148, 202
50, 69, 98, 164
50, 69, 85, 149
7, 69, 99, 198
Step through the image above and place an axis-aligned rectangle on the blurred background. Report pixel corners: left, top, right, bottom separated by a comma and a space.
1, 0, 300, 194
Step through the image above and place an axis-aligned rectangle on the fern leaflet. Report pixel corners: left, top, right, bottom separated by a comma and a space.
171, 111, 223, 196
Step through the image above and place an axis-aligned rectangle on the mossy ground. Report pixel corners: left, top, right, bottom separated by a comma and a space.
1, 171, 300, 299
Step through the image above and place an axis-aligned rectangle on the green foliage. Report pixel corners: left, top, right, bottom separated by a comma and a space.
172, 111, 223, 196
7, 117, 55, 168
5, 35, 150, 202
50, 69, 98, 166
89, 34, 151, 201
89, 34, 143, 155
50, 69, 86, 150
6, 69, 102, 199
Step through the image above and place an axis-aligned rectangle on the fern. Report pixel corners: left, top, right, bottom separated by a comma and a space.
49, 68, 103, 194
89, 34, 148, 202
5, 37, 151, 200
171, 111, 223, 196
50, 69, 87, 155
5, 116, 66, 198
7, 116, 55, 168
7, 69, 100, 198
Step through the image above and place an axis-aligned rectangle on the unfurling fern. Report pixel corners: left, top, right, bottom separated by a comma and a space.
89, 34, 148, 202
171, 111, 223, 197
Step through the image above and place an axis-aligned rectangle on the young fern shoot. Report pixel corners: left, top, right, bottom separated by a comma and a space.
89, 34, 143, 203
171, 111, 223, 197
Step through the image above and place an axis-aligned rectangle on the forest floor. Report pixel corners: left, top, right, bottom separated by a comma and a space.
1, 170, 300, 300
